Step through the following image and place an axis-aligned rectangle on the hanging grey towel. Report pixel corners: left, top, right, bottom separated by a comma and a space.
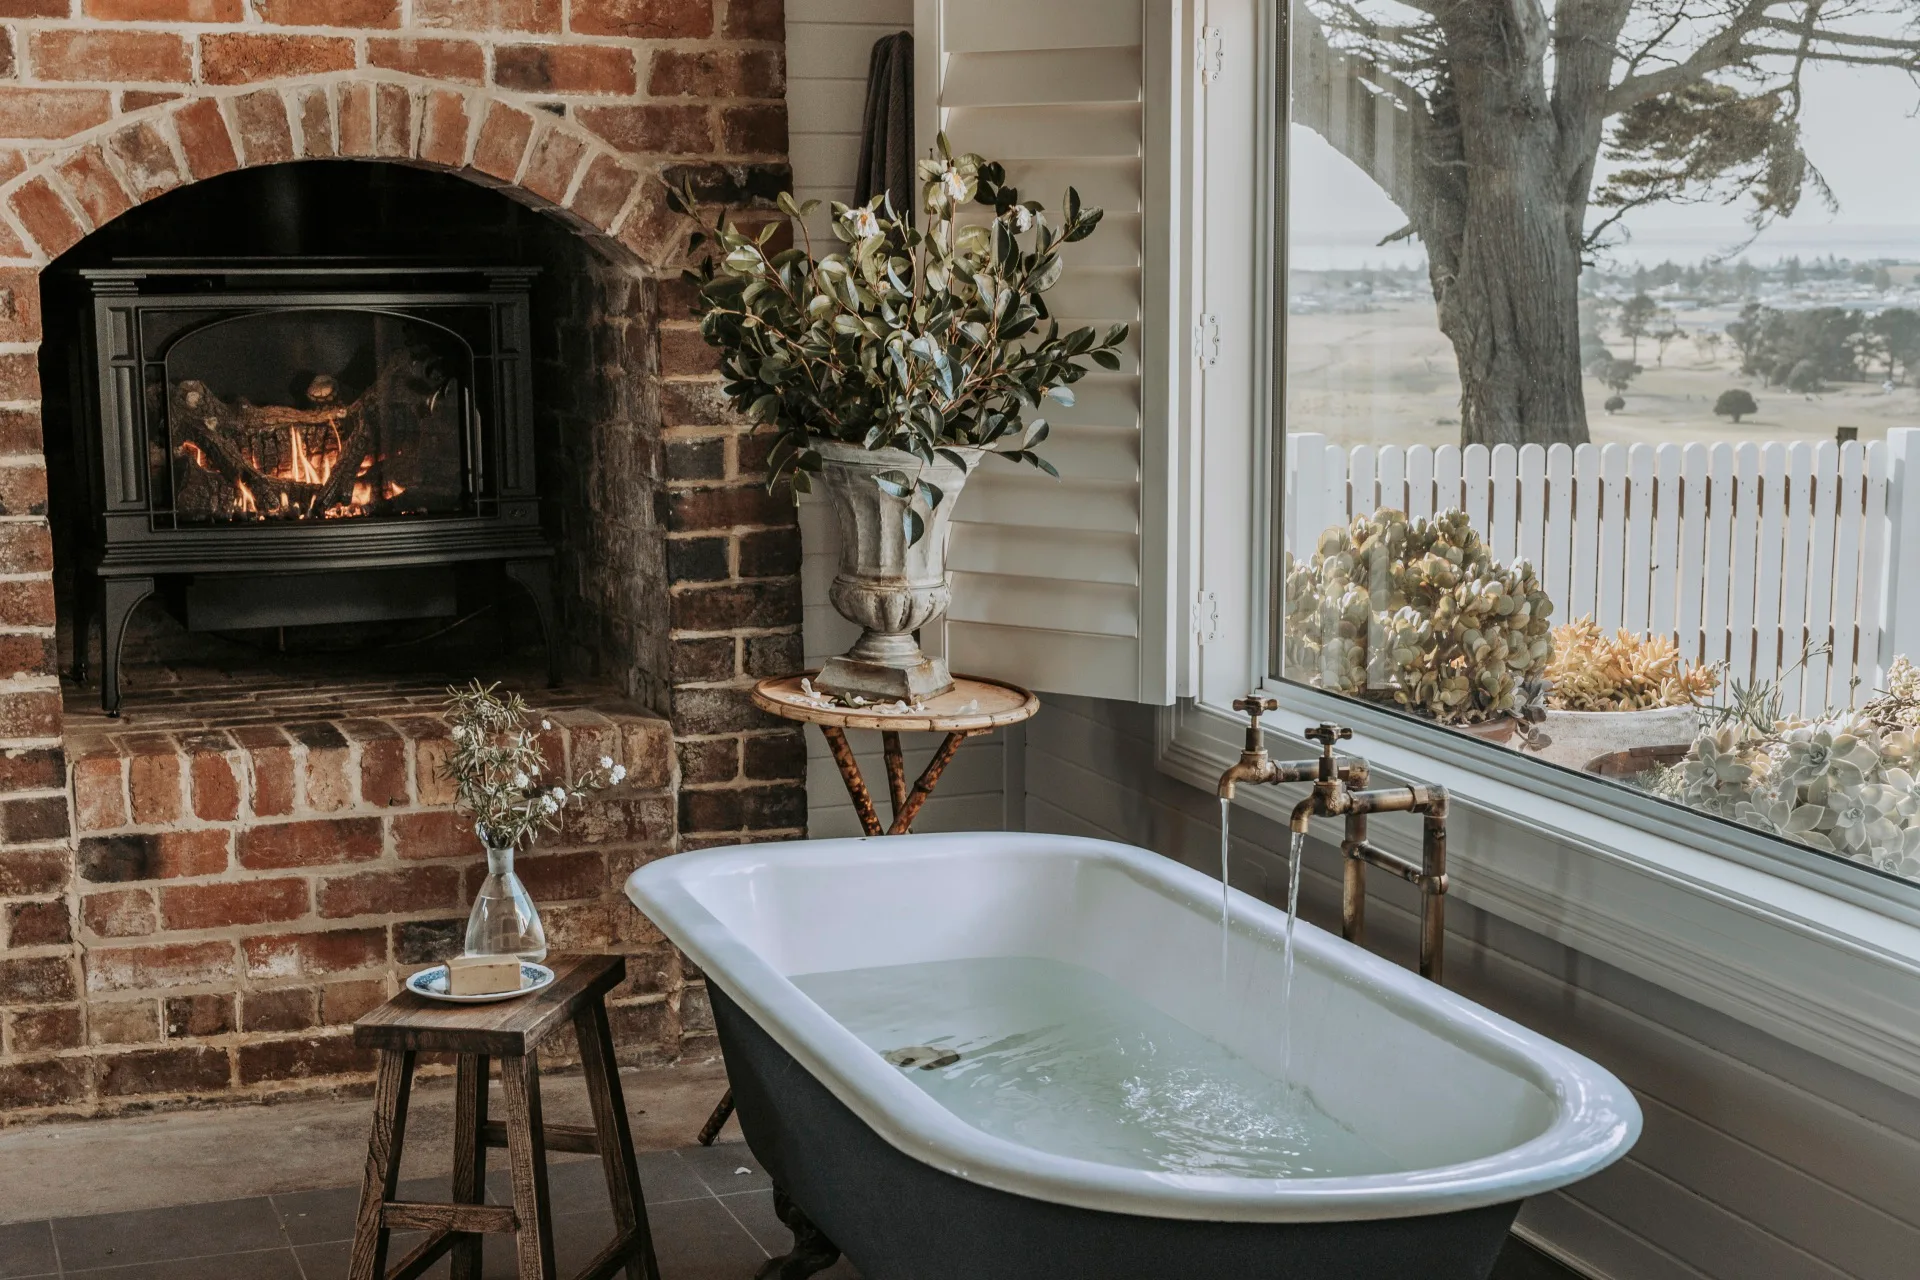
855, 32, 914, 224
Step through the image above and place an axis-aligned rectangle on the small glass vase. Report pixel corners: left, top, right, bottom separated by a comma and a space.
464, 844, 547, 963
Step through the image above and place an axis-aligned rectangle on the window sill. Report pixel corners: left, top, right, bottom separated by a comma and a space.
1156, 690, 1920, 1099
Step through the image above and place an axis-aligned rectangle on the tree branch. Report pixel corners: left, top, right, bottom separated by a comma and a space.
1605, 0, 1780, 112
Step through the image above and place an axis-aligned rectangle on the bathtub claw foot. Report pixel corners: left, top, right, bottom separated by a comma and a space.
755, 1188, 842, 1280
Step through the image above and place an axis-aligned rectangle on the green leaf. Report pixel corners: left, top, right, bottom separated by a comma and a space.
903, 507, 927, 546
1045, 384, 1076, 407
916, 479, 945, 511
873, 470, 914, 500
1090, 349, 1122, 371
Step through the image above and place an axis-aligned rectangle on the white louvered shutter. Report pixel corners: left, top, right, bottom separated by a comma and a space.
915, 0, 1181, 704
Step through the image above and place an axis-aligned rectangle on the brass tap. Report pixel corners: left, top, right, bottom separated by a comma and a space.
1216, 697, 1453, 983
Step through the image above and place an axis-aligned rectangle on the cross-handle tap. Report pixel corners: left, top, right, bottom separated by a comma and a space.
1217, 695, 1317, 800
1303, 723, 1353, 781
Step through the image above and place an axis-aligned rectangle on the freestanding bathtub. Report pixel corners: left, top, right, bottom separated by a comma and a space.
627, 832, 1639, 1280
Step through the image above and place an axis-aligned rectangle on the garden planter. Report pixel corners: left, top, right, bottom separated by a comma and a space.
1455, 718, 1518, 746
815, 441, 979, 702
1532, 705, 1699, 770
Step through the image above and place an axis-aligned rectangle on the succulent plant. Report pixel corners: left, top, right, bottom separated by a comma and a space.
1546, 618, 1720, 711
1646, 663, 1920, 881
1283, 508, 1554, 726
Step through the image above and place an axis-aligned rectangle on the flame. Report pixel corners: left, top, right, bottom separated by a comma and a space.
177, 404, 407, 520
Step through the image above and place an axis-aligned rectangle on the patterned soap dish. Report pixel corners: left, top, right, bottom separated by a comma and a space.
407, 960, 555, 1004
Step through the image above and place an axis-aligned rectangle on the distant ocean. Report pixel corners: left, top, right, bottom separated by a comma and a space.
1288, 223, 1920, 273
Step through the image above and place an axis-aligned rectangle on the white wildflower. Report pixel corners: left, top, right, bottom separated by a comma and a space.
551, 787, 568, 804
541, 719, 551, 730
450, 724, 468, 741
599, 755, 614, 770
512, 771, 530, 789
610, 764, 627, 784
540, 794, 560, 814
845, 205, 881, 239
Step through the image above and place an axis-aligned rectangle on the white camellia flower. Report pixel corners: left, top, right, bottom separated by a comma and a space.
1011, 205, 1034, 232
942, 169, 967, 203
844, 205, 881, 239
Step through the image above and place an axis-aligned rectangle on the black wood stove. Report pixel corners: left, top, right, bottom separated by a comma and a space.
69, 260, 557, 713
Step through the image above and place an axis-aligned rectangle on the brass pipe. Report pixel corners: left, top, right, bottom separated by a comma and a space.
1420, 789, 1450, 984
1341, 809, 1367, 944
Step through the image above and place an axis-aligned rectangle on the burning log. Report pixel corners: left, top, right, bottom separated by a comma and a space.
167, 350, 455, 521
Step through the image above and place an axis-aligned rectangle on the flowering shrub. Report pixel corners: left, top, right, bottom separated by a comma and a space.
442, 681, 626, 851
1547, 618, 1719, 711
1281, 508, 1555, 725
1649, 657, 1920, 879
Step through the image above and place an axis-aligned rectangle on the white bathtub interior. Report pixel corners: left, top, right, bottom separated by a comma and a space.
679, 835, 1560, 1175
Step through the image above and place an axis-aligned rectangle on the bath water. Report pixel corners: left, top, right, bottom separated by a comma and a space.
792, 955, 1396, 1179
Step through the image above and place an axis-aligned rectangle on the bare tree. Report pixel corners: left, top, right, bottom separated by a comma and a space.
1292, 0, 1920, 446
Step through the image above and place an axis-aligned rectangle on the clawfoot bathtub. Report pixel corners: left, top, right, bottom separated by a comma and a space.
627, 832, 1639, 1280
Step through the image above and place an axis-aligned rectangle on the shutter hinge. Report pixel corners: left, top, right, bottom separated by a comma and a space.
1194, 313, 1221, 369
1196, 26, 1225, 84
1192, 591, 1221, 644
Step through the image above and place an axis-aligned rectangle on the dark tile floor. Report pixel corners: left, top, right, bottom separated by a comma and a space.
2, 1141, 1578, 1279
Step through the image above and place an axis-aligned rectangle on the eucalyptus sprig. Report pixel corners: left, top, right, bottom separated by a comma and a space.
441, 681, 627, 852
666, 133, 1128, 542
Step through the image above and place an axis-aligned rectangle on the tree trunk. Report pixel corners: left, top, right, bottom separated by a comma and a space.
1426, 5, 1592, 448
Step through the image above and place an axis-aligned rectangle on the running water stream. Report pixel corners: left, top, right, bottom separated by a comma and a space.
1217, 804, 1310, 1083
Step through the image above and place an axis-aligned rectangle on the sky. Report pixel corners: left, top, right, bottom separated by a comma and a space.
1289, 43, 1920, 270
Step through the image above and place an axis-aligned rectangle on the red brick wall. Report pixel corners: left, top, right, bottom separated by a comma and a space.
36, 702, 677, 1113
0, 0, 806, 1117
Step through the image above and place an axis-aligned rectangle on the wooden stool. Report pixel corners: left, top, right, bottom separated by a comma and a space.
348, 954, 658, 1280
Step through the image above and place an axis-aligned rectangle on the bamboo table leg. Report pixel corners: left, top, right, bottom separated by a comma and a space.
881, 731, 908, 822
820, 725, 882, 837
887, 731, 972, 835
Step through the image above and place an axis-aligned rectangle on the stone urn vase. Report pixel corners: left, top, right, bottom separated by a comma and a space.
814, 440, 979, 702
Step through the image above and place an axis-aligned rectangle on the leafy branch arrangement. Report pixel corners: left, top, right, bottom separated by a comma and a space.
665, 134, 1129, 542
441, 681, 626, 852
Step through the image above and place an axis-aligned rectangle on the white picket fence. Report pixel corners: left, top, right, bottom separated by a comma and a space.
1283, 429, 1920, 718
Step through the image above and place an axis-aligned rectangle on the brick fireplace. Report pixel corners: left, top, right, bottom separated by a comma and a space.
0, 0, 808, 1119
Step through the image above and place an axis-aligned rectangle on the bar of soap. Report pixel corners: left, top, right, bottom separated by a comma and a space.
447, 954, 522, 996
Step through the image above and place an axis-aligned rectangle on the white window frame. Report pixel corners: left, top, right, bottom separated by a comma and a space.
1154, 0, 1920, 1098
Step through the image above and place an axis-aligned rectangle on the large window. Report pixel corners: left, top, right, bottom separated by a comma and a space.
1277, 0, 1920, 885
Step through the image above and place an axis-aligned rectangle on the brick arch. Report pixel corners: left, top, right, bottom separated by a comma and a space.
0, 74, 679, 270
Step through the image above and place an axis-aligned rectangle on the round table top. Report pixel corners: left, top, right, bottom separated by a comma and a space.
751, 672, 1040, 734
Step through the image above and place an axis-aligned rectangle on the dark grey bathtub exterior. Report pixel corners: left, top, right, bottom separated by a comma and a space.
712, 985, 1523, 1280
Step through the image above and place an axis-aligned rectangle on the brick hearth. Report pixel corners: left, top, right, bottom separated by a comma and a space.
0, 0, 809, 1119
11, 672, 682, 1110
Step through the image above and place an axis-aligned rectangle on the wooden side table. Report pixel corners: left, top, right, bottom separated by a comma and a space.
349, 954, 658, 1280
693, 672, 1040, 1146
750, 671, 1040, 837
